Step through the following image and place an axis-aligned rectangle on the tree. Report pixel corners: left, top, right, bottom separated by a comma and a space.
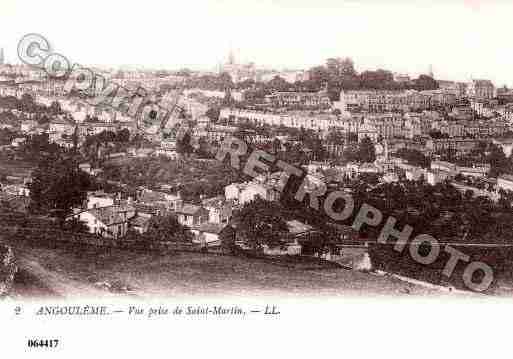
395, 148, 430, 168
205, 107, 220, 122
196, 136, 213, 158
233, 197, 288, 250
413, 75, 439, 91
116, 128, 130, 143
49, 100, 62, 114
145, 215, 191, 242
268, 76, 290, 92
326, 130, 345, 145
358, 137, 376, 163
176, 130, 194, 156
220, 225, 237, 254
487, 144, 509, 177
62, 218, 89, 233
308, 66, 330, 89
359, 69, 395, 90
28, 156, 94, 222
326, 57, 357, 78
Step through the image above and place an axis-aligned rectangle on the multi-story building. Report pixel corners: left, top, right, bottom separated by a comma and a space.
497, 87, 513, 104
438, 81, 467, 98
219, 108, 342, 132
426, 138, 484, 155
265, 90, 331, 110
225, 181, 280, 205
340, 89, 433, 113
467, 79, 495, 99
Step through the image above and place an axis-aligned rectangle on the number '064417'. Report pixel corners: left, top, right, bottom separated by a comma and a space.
27, 339, 59, 349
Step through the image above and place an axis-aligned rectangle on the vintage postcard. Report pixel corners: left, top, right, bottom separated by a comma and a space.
1, 0, 512, 357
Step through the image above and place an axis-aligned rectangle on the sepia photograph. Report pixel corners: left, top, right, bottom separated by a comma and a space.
1, 0, 513, 357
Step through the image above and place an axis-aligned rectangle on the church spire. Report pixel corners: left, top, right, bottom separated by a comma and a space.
0, 48, 4, 65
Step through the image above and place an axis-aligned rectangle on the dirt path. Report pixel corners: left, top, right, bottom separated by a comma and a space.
12, 252, 118, 299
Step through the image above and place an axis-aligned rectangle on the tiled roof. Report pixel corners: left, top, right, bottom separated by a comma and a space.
130, 215, 151, 227
286, 220, 314, 235
177, 204, 204, 215
81, 205, 135, 226
196, 222, 227, 234
201, 196, 225, 208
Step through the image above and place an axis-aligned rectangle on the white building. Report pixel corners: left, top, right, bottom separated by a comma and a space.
497, 175, 513, 192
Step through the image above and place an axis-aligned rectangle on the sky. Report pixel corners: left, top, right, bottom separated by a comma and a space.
1, 0, 512, 86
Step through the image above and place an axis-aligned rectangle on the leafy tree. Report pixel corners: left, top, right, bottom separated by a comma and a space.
196, 136, 213, 158
145, 215, 191, 242
49, 100, 62, 114
358, 136, 376, 163
413, 75, 439, 91
205, 107, 220, 122
220, 225, 237, 254
268, 76, 290, 92
395, 148, 430, 168
62, 218, 89, 233
28, 156, 94, 222
233, 197, 288, 250
359, 69, 395, 90
116, 128, 130, 143
326, 130, 345, 145
487, 144, 509, 177
176, 130, 194, 156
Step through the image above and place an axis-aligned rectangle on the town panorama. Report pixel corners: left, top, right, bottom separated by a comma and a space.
2, 40, 513, 298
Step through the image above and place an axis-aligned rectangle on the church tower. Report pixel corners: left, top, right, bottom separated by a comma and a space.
428, 64, 434, 78
0, 48, 4, 65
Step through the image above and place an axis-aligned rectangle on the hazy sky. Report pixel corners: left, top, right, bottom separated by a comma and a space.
1, 0, 512, 86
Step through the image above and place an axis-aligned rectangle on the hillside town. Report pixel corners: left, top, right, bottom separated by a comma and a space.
3, 47, 513, 296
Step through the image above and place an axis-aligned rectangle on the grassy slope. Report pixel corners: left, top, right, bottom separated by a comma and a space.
10, 240, 441, 298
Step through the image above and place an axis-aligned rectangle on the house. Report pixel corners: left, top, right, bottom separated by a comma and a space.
382, 172, 400, 183
48, 118, 75, 137
457, 164, 490, 178
431, 161, 457, 175
130, 213, 152, 234
69, 204, 136, 239
85, 191, 115, 209
201, 196, 233, 224
11, 137, 26, 148
492, 138, 513, 157
497, 174, 513, 192
467, 79, 495, 100
175, 204, 209, 227
425, 170, 451, 185
79, 163, 102, 176
261, 220, 316, 256
1, 176, 31, 197
225, 181, 280, 205
154, 148, 177, 159
191, 223, 234, 247
137, 188, 183, 212
20, 120, 38, 133
358, 162, 381, 174
1, 183, 30, 197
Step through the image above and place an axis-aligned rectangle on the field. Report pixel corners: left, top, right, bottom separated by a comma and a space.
8, 240, 445, 299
